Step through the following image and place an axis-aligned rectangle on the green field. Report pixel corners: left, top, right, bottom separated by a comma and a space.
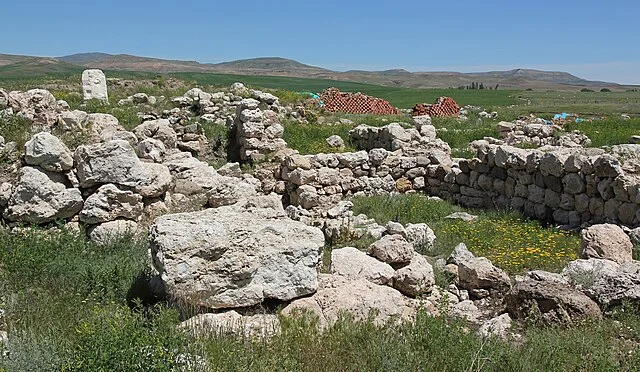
2, 69, 640, 115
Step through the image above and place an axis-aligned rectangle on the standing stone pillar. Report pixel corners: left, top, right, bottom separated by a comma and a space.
82, 69, 108, 103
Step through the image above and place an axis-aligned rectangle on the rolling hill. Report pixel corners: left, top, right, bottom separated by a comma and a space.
0, 52, 636, 91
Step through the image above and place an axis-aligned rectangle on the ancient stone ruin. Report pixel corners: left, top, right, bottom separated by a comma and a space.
1, 70, 640, 341
82, 69, 108, 103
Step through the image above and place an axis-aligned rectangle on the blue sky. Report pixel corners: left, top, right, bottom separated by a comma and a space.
2, 0, 639, 84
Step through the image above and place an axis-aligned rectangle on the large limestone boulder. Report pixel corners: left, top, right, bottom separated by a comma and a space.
180, 311, 280, 338
75, 140, 147, 188
330, 247, 395, 285
82, 69, 108, 102
79, 184, 144, 224
457, 256, 511, 292
282, 274, 418, 328
369, 234, 415, 264
24, 132, 73, 172
135, 162, 172, 198
392, 254, 435, 297
150, 204, 324, 309
133, 119, 178, 149
563, 258, 640, 308
87, 219, 139, 245
7, 89, 58, 125
3, 167, 83, 224
165, 152, 258, 210
580, 223, 633, 264
506, 274, 602, 324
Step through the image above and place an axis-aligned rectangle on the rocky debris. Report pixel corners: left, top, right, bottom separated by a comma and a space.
133, 119, 178, 150
506, 273, 602, 324
447, 243, 475, 266
24, 132, 73, 172
135, 162, 173, 198
457, 255, 511, 293
451, 300, 483, 324
282, 274, 418, 328
137, 138, 166, 162
3, 167, 83, 224
369, 234, 415, 264
330, 247, 395, 285
164, 152, 258, 211
149, 203, 324, 309
75, 140, 147, 188
325, 135, 345, 149
349, 123, 450, 155
235, 98, 288, 162
444, 212, 478, 222
447, 245, 510, 294
79, 184, 143, 224
320, 88, 399, 115
403, 223, 436, 251
478, 313, 513, 339
412, 97, 460, 117
580, 223, 633, 264
180, 311, 280, 339
118, 92, 157, 106
0, 182, 12, 207
6, 89, 60, 125
498, 119, 590, 148
87, 219, 138, 245
392, 254, 435, 297
563, 258, 640, 308
82, 69, 108, 103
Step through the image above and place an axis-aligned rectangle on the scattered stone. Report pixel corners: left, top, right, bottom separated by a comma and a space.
282, 274, 418, 328
447, 243, 475, 266
180, 311, 280, 338
369, 234, 415, 264
444, 212, 478, 222
478, 313, 513, 339
580, 223, 633, 264
87, 219, 139, 245
392, 254, 435, 297
326, 135, 345, 149
330, 247, 395, 285
79, 184, 144, 224
506, 275, 602, 324
24, 132, 74, 172
3, 167, 83, 224
457, 256, 511, 292
75, 140, 147, 188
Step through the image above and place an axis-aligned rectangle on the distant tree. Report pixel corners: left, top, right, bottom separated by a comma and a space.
479, 83, 485, 90
600, 88, 611, 92
526, 88, 533, 91
580, 88, 594, 92
495, 83, 499, 90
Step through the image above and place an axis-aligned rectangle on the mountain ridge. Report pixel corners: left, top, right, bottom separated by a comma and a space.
0, 52, 635, 91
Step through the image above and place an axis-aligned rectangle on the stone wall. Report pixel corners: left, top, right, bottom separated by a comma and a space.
278, 140, 640, 228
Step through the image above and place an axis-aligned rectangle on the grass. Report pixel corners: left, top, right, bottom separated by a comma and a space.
0, 216, 636, 371
283, 121, 356, 155
564, 117, 640, 147
349, 194, 580, 274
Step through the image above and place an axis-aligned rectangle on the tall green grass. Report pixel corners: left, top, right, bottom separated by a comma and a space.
349, 194, 580, 273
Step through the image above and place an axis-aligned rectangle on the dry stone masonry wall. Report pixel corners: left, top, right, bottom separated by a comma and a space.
279, 135, 640, 228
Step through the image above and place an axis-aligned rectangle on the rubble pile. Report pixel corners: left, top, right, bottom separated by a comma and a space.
320, 88, 399, 115
412, 97, 460, 117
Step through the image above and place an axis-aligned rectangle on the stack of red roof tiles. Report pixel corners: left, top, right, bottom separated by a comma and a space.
320, 88, 399, 115
412, 97, 460, 117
